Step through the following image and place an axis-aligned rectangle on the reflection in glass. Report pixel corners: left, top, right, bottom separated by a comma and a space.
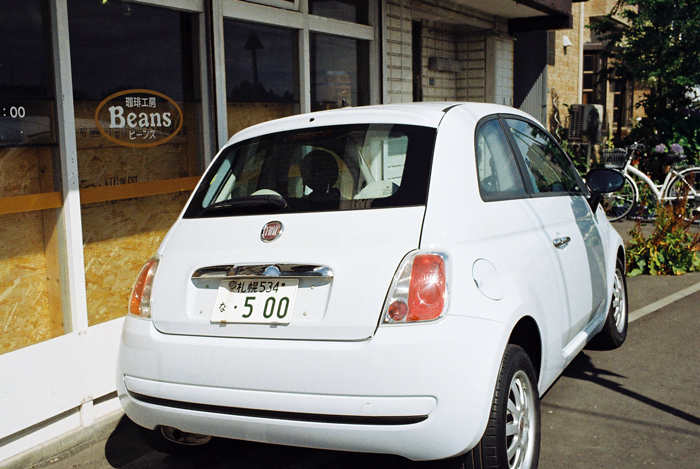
311, 34, 369, 111
0, 0, 64, 355
309, 0, 368, 24
68, 0, 202, 327
0, 0, 53, 99
224, 21, 298, 136
0, 0, 56, 147
506, 119, 579, 194
68, 0, 197, 102
475, 120, 527, 201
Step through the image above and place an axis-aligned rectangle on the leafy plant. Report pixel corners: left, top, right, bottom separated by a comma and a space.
590, 0, 700, 165
626, 181, 700, 276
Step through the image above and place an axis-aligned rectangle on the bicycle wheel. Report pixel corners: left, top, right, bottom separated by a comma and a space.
664, 169, 700, 222
603, 173, 637, 221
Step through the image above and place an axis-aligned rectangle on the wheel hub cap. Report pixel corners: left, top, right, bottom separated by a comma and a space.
506, 371, 536, 469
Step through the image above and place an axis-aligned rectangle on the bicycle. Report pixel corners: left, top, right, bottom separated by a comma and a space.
601, 144, 700, 222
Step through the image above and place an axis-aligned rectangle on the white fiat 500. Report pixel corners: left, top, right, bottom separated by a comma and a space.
117, 102, 628, 469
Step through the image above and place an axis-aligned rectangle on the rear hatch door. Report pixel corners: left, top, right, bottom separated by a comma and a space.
151, 207, 425, 341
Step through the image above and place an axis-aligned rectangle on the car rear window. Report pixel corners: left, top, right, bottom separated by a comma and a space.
184, 123, 436, 218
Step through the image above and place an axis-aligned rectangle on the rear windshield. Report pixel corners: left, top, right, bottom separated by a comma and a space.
184, 123, 436, 218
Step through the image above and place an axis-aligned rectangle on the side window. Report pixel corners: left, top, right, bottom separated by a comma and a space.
505, 118, 581, 194
475, 119, 528, 201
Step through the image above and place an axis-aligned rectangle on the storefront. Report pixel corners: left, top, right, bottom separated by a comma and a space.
0, 0, 571, 462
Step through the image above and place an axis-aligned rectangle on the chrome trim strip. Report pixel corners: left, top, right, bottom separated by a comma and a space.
192, 264, 334, 279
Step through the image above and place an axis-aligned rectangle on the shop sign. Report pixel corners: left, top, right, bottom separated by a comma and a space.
94, 89, 183, 148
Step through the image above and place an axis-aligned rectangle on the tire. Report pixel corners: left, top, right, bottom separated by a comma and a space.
603, 173, 637, 221
460, 345, 540, 469
664, 169, 700, 223
592, 258, 628, 350
139, 425, 212, 455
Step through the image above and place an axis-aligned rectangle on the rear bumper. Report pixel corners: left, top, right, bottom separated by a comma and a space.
117, 314, 507, 461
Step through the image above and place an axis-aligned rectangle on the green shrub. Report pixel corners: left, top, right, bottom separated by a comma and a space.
626, 186, 700, 276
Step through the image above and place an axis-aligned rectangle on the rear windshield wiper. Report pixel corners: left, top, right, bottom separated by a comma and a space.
197, 194, 288, 217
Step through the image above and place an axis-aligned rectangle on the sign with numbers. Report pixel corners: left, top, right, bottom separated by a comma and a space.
210, 278, 298, 324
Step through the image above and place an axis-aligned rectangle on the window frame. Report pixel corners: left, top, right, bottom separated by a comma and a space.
473, 115, 530, 202
498, 114, 589, 199
219, 0, 379, 143
183, 122, 437, 218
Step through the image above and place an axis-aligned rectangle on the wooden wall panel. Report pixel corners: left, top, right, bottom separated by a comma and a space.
81, 190, 189, 326
74, 99, 200, 326
0, 211, 61, 354
0, 145, 62, 355
227, 102, 295, 137
0, 146, 53, 198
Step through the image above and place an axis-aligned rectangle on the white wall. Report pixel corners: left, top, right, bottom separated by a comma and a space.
0, 319, 123, 462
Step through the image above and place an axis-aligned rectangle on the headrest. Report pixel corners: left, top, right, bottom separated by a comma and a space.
300, 150, 339, 192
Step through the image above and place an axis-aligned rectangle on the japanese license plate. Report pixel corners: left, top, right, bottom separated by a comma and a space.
210, 278, 298, 324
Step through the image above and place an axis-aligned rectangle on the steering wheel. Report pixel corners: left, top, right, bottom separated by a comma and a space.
251, 189, 283, 197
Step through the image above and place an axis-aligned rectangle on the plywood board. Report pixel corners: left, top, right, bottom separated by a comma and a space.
0, 211, 62, 355
73, 99, 201, 326
82, 192, 189, 326
227, 102, 295, 137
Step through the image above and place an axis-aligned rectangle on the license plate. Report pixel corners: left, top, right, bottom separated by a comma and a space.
210, 278, 298, 324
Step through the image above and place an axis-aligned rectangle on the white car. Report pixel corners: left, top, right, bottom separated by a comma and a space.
117, 102, 628, 469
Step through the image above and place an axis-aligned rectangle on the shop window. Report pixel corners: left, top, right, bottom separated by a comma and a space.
224, 20, 299, 137
0, 0, 63, 354
310, 33, 369, 111
68, 0, 203, 326
309, 0, 368, 24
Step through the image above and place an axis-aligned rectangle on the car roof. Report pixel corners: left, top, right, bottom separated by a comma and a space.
225, 102, 534, 146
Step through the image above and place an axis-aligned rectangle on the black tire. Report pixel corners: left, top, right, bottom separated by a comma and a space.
139, 425, 212, 455
592, 258, 628, 350
460, 345, 540, 469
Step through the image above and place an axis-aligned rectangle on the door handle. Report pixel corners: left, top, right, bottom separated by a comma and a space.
553, 236, 571, 248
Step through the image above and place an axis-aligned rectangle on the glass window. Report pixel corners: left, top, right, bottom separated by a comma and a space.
185, 124, 436, 218
224, 20, 298, 136
475, 120, 527, 201
311, 34, 369, 111
309, 0, 368, 24
0, 0, 64, 355
505, 118, 581, 194
68, 0, 203, 326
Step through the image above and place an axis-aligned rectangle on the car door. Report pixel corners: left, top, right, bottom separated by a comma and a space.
502, 116, 607, 348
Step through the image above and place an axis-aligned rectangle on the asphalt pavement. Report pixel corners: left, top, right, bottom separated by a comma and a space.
7, 220, 700, 469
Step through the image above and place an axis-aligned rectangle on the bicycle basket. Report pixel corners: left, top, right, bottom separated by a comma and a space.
602, 149, 627, 169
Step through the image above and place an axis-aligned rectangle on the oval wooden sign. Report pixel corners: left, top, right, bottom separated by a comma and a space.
94, 89, 184, 148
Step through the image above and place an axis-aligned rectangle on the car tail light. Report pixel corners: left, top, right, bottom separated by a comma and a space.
382, 251, 448, 324
129, 258, 159, 319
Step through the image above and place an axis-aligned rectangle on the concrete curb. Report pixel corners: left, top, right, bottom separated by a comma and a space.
0, 411, 123, 469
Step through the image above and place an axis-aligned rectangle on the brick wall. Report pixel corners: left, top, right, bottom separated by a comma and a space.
547, 5, 582, 129
422, 25, 458, 101
385, 0, 413, 103
457, 36, 486, 102
384, 0, 513, 106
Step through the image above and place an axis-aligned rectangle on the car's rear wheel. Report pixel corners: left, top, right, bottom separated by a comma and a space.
592, 258, 628, 350
140, 425, 212, 455
460, 345, 540, 469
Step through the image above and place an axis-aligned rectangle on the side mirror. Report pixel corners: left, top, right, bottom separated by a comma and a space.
585, 168, 625, 210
